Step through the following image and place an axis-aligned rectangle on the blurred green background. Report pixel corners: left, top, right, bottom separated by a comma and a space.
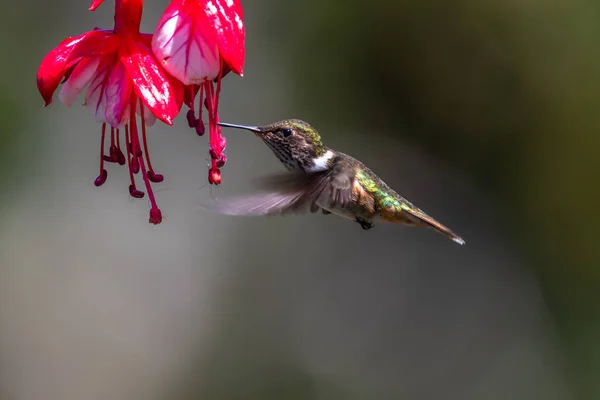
1, 0, 599, 399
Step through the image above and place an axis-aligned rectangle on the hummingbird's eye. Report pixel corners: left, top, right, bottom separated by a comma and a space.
280, 128, 293, 138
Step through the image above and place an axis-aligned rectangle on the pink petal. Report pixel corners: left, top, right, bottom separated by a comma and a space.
104, 61, 133, 128
152, 2, 221, 85
84, 58, 132, 127
85, 59, 111, 123
119, 37, 181, 125
58, 57, 101, 106
37, 30, 115, 106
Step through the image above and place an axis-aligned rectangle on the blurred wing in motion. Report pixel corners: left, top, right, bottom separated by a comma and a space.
202, 172, 315, 216
202, 159, 357, 217
202, 190, 308, 216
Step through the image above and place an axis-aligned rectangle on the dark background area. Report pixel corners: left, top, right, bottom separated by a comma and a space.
1, 0, 598, 399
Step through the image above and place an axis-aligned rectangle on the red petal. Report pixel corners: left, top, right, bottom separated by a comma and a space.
37, 30, 117, 106
201, 0, 246, 75
119, 37, 182, 125
167, 70, 185, 113
89, 0, 104, 11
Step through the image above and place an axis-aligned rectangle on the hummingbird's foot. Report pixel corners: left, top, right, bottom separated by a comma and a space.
322, 209, 331, 215
356, 218, 373, 230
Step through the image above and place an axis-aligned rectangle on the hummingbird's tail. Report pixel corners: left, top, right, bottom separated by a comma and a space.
402, 209, 465, 245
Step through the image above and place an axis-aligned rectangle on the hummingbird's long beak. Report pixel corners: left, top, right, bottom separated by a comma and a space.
218, 122, 263, 133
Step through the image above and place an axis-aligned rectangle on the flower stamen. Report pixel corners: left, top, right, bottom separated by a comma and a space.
125, 124, 144, 199
140, 108, 164, 183
95, 123, 108, 186
186, 85, 198, 128
186, 109, 197, 128
195, 84, 205, 136
214, 58, 223, 117
130, 97, 162, 224
115, 129, 126, 165
109, 127, 118, 162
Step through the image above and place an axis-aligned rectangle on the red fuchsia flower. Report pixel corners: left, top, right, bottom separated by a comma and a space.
152, 0, 245, 185
37, 0, 184, 224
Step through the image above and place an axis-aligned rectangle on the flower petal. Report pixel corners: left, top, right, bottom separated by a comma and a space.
152, 2, 221, 85
202, 0, 245, 76
59, 57, 101, 106
85, 59, 110, 123
89, 0, 104, 11
37, 32, 93, 106
84, 58, 132, 127
119, 37, 182, 125
104, 61, 133, 128
138, 102, 157, 127
37, 30, 117, 106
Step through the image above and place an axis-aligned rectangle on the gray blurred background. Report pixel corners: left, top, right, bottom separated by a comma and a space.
1, 0, 598, 399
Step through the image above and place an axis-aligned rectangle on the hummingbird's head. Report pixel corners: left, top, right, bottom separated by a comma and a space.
218, 119, 334, 172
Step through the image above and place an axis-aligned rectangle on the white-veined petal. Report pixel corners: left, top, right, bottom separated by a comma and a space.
152, 8, 220, 85
85, 59, 111, 124
103, 61, 133, 128
84, 60, 132, 128
59, 57, 101, 107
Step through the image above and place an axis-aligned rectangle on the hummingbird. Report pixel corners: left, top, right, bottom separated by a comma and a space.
208, 119, 465, 245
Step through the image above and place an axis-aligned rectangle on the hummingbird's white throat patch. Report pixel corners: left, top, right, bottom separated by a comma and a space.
308, 150, 334, 172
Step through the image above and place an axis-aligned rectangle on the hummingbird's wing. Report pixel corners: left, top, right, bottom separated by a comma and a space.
201, 172, 317, 216
312, 157, 356, 208
202, 160, 357, 217
202, 190, 308, 216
